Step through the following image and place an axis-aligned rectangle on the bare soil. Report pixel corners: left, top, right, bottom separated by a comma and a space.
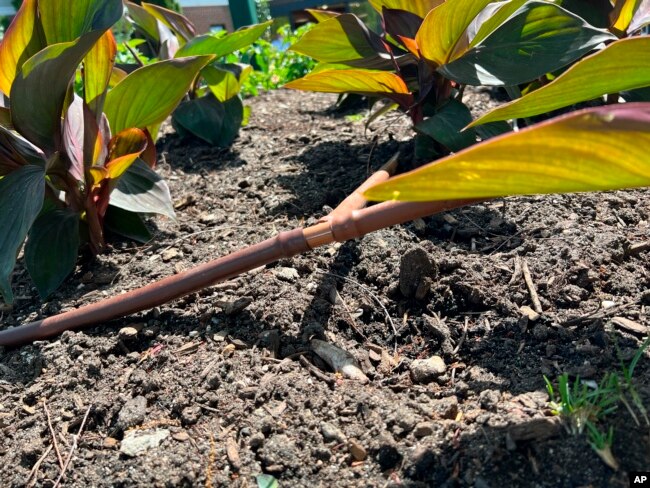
1, 89, 649, 488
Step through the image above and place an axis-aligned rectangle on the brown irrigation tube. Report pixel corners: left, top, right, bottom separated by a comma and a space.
0, 158, 478, 347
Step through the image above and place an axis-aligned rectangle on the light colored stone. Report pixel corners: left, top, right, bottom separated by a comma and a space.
120, 429, 169, 457
410, 356, 446, 384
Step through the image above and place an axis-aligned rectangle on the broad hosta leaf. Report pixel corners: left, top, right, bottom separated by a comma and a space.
103, 56, 213, 134
289, 15, 389, 66
416, 0, 493, 66
285, 68, 413, 107
142, 1, 196, 42
110, 159, 175, 219
104, 205, 151, 243
11, 31, 113, 154
24, 208, 80, 298
171, 94, 244, 147
471, 37, 650, 126
364, 104, 650, 202
0, 165, 45, 304
84, 30, 117, 115
368, 0, 444, 18
306, 9, 340, 22
176, 21, 271, 59
38, 0, 123, 44
440, 1, 616, 86
0, 0, 43, 96
415, 99, 476, 151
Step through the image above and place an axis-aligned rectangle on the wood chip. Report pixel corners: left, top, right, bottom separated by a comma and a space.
520, 306, 540, 322
174, 341, 202, 356
611, 316, 647, 335
628, 240, 650, 256
226, 437, 241, 472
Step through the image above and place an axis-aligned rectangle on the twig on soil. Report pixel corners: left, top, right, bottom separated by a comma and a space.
43, 401, 65, 473
335, 289, 368, 341
315, 269, 397, 352
26, 445, 53, 488
453, 317, 470, 355
563, 301, 636, 326
521, 259, 543, 313
509, 255, 523, 285
299, 355, 336, 386
52, 405, 92, 488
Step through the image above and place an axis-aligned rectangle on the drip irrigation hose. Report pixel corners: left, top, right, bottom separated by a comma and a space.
0, 156, 478, 347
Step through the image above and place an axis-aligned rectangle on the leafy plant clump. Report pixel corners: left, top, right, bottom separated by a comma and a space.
0, 0, 214, 303
286, 0, 650, 158
124, 1, 271, 147
231, 24, 317, 97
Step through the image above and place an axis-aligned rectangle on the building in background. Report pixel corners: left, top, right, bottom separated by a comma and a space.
179, 0, 234, 33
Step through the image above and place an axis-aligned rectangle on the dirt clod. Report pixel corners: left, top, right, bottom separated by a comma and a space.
410, 356, 446, 384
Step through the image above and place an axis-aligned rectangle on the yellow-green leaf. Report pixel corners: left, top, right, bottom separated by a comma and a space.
142, 1, 196, 42
368, 0, 444, 18
471, 37, 650, 127
365, 104, 650, 201
84, 30, 117, 115
38, 0, 123, 44
0, 0, 43, 96
176, 21, 271, 59
416, 0, 493, 66
306, 9, 340, 22
610, 0, 641, 33
285, 68, 412, 106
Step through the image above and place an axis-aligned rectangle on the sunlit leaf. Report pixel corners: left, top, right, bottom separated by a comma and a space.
628, 0, 650, 32
0, 0, 43, 96
38, 0, 123, 43
610, 0, 641, 33
285, 68, 413, 107
125, 0, 161, 42
416, 0, 493, 66
104, 56, 213, 134
440, 1, 616, 86
467, 0, 527, 49
289, 15, 390, 67
105, 128, 148, 180
306, 9, 340, 22
365, 104, 650, 202
368, 0, 444, 18
84, 30, 117, 115
176, 21, 271, 59
202, 64, 252, 102
471, 37, 650, 126
110, 159, 175, 219
25, 208, 80, 298
0, 165, 45, 304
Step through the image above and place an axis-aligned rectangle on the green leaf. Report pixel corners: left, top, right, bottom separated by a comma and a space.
285, 68, 413, 107
103, 56, 214, 134
176, 21, 271, 59
110, 159, 175, 219
288, 15, 391, 68
202, 64, 252, 102
0, 0, 44, 96
104, 205, 151, 243
554, 0, 613, 29
467, 0, 528, 49
470, 37, 650, 126
0, 165, 45, 304
171, 94, 243, 147
415, 0, 493, 66
364, 104, 650, 202
24, 208, 79, 298
125, 1, 162, 42
440, 2, 616, 86
38, 0, 123, 44
368, 0, 444, 18
256, 474, 279, 488
84, 30, 117, 115
415, 99, 476, 151
0, 126, 45, 176
142, 1, 196, 42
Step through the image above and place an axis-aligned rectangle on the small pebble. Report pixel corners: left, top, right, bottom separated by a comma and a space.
320, 421, 347, 443
410, 356, 446, 384
413, 422, 435, 438
349, 439, 367, 461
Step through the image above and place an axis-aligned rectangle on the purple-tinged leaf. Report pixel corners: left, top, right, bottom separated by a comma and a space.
383, 8, 423, 40
63, 95, 86, 181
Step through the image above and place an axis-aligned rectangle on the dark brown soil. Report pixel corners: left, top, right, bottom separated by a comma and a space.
1, 89, 649, 488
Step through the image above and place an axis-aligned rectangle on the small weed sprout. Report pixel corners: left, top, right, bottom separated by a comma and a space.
544, 337, 650, 469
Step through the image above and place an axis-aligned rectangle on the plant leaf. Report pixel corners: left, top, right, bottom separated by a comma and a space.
176, 21, 271, 59
0, 165, 45, 304
110, 159, 175, 219
383, 8, 424, 40
306, 9, 340, 22
38, 0, 123, 44
467, 0, 527, 50
555, 0, 613, 28
104, 205, 151, 243
84, 30, 117, 115
142, 1, 196, 42
171, 94, 243, 147
0, 0, 43, 96
288, 15, 391, 68
364, 104, 650, 202
63, 95, 86, 181
285, 68, 413, 107
628, 0, 650, 32
415, 99, 476, 151
610, 0, 641, 33
0, 126, 45, 176
105, 128, 148, 181
24, 208, 79, 298
125, 0, 161, 42
439, 1, 616, 86
202, 64, 251, 102
415, 0, 493, 66
103, 55, 214, 134
470, 37, 650, 126
368, 0, 444, 18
